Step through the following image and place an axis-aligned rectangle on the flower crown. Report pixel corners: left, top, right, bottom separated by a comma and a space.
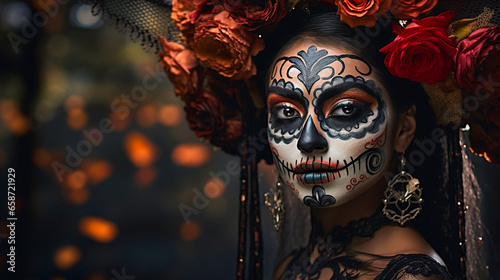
158, 0, 500, 164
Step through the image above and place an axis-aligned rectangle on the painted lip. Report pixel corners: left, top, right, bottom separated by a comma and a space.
293, 160, 343, 173
296, 172, 336, 184
293, 160, 344, 185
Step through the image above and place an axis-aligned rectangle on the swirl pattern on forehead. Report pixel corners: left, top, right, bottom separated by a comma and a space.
313, 75, 386, 140
270, 45, 373, 93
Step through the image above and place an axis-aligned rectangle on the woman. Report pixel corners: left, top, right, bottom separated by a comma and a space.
83, 0, 497, 278
264, 10, 452, 279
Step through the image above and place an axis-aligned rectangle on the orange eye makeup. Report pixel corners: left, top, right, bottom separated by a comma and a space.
321, 89, 375, 117
267, 93, 306, 116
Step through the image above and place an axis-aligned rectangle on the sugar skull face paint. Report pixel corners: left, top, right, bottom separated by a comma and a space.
267, 44, 396, 207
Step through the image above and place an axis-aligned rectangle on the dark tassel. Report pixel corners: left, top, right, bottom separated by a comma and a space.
237, 140, 248, 280
250, 154, 263, 280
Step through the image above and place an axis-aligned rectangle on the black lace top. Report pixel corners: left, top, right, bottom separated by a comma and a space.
280, 251, 452, 280
279, 207, 453, 280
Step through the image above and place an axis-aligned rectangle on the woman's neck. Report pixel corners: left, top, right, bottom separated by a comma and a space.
311, 178, 386, 235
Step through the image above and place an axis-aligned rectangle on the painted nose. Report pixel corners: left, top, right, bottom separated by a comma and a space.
297, 116, 328, 153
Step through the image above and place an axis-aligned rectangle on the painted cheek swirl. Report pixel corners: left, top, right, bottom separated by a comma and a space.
314, 76, 386, 140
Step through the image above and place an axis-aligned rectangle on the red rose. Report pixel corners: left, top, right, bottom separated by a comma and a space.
380, 11, 457, 84
334, 0, 391, 28
192, 10, 265, 80
158, 37, 199, 99
454, 26, 500, 96
223, 0, 287, 34
184, 89, 243, 153
390, 0, 437, 19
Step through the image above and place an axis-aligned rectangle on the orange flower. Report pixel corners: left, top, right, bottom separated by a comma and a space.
158, 37, 199, 98
192, 10, 265, 79
171, 0, 203, 35
390, 0, 437, 19
334, 0, 391, 28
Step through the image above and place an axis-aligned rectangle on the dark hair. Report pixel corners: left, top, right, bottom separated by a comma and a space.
254, 8, 462, 276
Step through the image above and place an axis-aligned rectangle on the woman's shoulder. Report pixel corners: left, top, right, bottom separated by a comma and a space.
360, 224, 452, 279
375, 254, 453, 280
353, 224, 445, 265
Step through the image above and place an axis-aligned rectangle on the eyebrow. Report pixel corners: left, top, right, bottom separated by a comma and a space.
267, 86, 307, 105
316, 81, 376, 102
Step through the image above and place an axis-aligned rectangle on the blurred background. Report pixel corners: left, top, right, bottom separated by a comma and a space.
0, 1, 498, 279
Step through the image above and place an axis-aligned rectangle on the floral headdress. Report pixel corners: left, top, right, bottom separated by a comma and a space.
154, 0, 500, 164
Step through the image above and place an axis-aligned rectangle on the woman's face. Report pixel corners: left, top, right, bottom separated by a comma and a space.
267, 42, 397, 207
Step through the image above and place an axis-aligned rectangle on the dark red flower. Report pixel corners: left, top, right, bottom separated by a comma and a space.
184, 89, 243, 153
380, 11, 457, 84
185, 89, 226, 138
223, 0, 287, 34
454, 26, 500, 97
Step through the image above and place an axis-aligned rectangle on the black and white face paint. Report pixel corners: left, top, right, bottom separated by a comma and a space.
267, 44, 396, 207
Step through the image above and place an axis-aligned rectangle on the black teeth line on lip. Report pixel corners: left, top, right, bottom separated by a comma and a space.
351, 156, 356, 174
344, 159, 348, 175
272, 149, 377, 181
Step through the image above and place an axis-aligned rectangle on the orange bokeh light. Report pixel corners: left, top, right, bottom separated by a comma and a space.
136, 105, 157, 127
85, 160, 112, 185
8, 115, 31, 136
157, 104, 182, 127
0, 99, 18, 123
124, 132, 158, 168
79, 217, 119, 243
179, 221, 201, 242
66, 170, 88, 190
171, 143, 211, 167
66, 108, 88, 130
203, 178, 225, 199
109, 111, 130, 132
53, 245, 81, 270
0, 100, 31, 136
134, 167, 157, 188
87, 273, 108, 280
64, 95, 85, 113
65, 188, 89, 205
33, 148, 52, 167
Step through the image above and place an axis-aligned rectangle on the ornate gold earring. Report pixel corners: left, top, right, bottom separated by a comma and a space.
382, 150, 423, 226
265, 180, 285, 231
